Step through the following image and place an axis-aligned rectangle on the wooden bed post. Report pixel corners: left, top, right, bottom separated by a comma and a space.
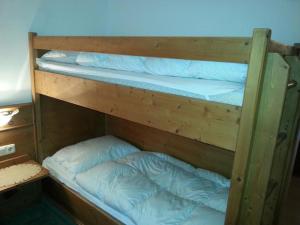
238, 53, 289, 225
29, 32, 42, 162
226, 29, 291, 225
225, 28, 271, 225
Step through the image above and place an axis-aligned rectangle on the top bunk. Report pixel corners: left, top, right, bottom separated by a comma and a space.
29, 28, 297, 152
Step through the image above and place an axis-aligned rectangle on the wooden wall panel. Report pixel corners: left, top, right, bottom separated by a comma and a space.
38, 96, 106, 160
106, 115, 234, 177
0, 104, 35, 161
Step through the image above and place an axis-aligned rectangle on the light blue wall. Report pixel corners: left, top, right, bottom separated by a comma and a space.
106, 0, 300, 44
0, 0, 41, 106
0, 0, 108, 106
31, 0, 108, 35
1, 0, 299, 105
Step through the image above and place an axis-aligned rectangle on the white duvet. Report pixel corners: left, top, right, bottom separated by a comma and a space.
43, 136, 229, 225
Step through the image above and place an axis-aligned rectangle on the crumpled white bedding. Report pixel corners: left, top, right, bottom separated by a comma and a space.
37, 58, 245, 106
42, 50, 248, 83
37, 50, 247, 106
43, 135, 229, 225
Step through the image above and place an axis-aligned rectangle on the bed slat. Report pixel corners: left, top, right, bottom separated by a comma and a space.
33, 36, 251, 63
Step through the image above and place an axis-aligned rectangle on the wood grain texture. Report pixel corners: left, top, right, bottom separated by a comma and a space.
269, 40, 297, 56
34, 70, 241, 151
273, 56, 300, 225
29, 32, 41, 161
0, 127, 34, 161
0, 154, 30, 169
43, 177, 123, 225
0, 104, 35, 161
106, 115, 234, 177
225, 29, 271, 225
38, 96, 105, 159
33, 36, 251, 63
238, 53, 289, 225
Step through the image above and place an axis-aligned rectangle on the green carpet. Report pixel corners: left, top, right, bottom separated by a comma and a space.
0, 198, 75, 225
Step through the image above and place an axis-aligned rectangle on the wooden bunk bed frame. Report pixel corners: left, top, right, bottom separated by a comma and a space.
28, 29, 300, 225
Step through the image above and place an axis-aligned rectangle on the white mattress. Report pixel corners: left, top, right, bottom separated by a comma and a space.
43, 157, 136, 225
37, 59, 245, 106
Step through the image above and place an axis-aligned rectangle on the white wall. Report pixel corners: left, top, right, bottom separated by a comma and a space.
1, 0, 299, 106
0, 0, 108, 106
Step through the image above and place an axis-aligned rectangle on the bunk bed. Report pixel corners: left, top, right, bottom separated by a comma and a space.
28, 29, 300, 225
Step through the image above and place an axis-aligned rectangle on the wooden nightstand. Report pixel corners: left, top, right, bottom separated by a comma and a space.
0, 154, 48, 193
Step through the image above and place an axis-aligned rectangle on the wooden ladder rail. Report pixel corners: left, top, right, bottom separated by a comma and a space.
266, 56, 300, 225
29, 32, 43, 162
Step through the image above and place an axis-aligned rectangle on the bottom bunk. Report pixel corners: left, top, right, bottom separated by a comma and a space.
42, 135, 229, 225
43, 177, 122, 225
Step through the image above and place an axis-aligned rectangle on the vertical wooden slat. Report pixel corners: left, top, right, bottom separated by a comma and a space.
238, 53, 289, 225
225, 28, 271, 225
274, 56, 300, 225
29, 32, 42, 162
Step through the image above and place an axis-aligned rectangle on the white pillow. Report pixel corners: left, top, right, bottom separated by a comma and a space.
144, 57, 248, 83
42, 50, 248, 83
41, 50, 79, 64
52, 135, 140, 173
76, 53, 146, 72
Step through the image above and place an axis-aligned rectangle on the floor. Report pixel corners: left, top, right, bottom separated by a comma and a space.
0, 177, 298, 225
278, 176, 300, 225
0, 198, 75, 225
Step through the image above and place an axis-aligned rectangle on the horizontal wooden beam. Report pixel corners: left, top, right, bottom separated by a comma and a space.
269, 40, 297, 56
33, 35, 251, 63
0, 154, 30, 169
34, 70, 241, 151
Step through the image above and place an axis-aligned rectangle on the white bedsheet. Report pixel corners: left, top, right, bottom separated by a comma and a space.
37, 58, 245, 106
